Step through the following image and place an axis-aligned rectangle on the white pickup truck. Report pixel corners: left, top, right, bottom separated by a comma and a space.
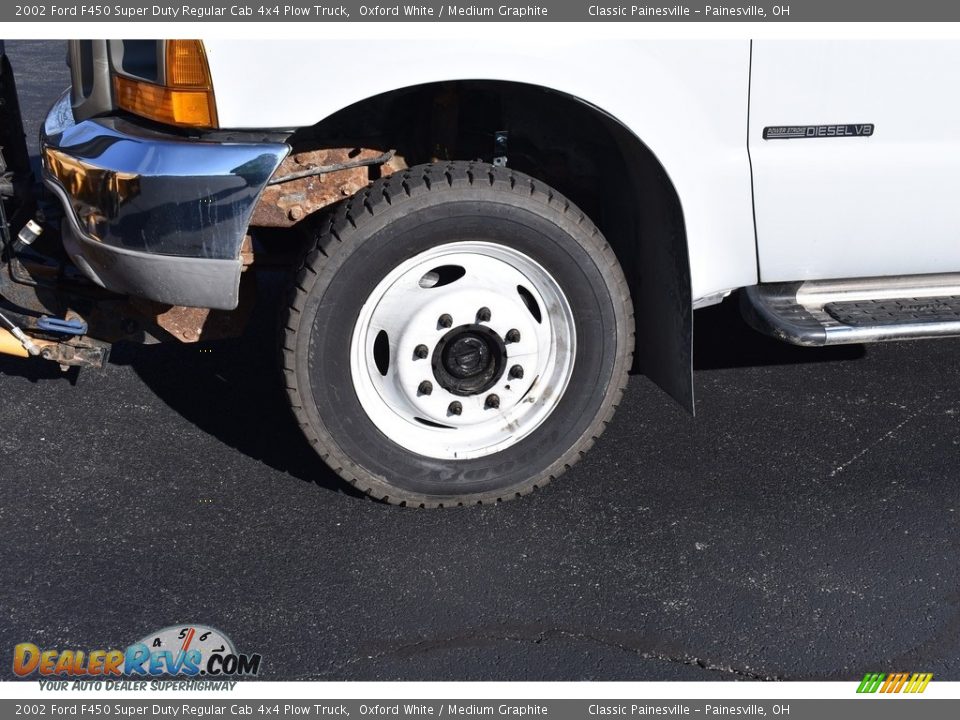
4, 39, 959, 506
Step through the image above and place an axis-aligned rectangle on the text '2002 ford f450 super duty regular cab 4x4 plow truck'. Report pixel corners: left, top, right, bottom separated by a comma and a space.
2, 39, 960, 507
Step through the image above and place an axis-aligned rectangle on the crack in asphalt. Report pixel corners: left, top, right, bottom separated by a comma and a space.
828, 398, 937, 478
288, 628, 781, 681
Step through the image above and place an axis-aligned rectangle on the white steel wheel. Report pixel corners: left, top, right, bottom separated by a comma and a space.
283, 162, 633, 507
350, 241, 576, 460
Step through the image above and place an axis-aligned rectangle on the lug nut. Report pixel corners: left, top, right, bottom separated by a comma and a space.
476, 307, 491, 322
485, 394, 500, 409
438, 314, 453, 329
418, 381, 433, 396
414, 344, 429, 359
448, 401, 462, 416
509, 365, 524, 379
505, 328, 521, 343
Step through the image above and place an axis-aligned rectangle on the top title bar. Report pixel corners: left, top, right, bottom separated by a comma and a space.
5, 1, 960, 22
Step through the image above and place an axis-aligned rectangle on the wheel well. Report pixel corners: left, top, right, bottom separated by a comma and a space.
286, 81, 693, 412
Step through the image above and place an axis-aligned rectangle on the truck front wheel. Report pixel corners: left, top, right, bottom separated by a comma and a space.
282, 162, 633, 506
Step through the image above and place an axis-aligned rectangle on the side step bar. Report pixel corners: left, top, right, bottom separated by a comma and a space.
741, 274, 960, 346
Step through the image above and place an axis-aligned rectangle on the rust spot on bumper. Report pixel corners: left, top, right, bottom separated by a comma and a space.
252, 148, 403, 228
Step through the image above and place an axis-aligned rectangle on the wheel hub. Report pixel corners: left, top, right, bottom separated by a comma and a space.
349, 241, 576, 460
433, 325, 506, 396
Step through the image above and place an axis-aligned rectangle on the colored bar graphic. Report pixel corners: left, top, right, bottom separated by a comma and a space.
857, 673, 886, 693
857, 672, 932, 693
910, 673, 933, 693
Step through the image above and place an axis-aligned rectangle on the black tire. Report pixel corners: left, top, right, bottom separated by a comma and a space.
282, 162, 633, 506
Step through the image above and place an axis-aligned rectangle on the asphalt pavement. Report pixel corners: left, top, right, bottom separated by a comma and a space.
1, 40, 958, 682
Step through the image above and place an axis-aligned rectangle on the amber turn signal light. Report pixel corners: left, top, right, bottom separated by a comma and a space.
113, 40, 218, 128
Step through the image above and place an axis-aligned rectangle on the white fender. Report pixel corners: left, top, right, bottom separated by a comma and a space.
204, 39, 757, 303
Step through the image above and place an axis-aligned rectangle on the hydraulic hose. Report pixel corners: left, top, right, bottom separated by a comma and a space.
0, 308, 39, 356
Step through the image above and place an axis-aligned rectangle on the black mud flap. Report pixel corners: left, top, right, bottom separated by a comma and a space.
636, 163, 694, 414
610, 123, 694, 415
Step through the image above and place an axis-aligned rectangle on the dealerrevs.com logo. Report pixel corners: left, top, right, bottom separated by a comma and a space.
13, 625, 261, 678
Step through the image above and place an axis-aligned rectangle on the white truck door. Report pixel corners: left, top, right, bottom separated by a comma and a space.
750, 40, 960, 282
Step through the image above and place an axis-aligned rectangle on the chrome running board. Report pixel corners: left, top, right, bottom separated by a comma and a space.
741, 273, 960, 346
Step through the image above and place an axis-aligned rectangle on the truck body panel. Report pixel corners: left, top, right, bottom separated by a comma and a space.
751, 40, 960, 281
203, 39, 758, 304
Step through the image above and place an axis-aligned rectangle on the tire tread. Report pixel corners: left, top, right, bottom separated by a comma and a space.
281, 162, 634, 507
